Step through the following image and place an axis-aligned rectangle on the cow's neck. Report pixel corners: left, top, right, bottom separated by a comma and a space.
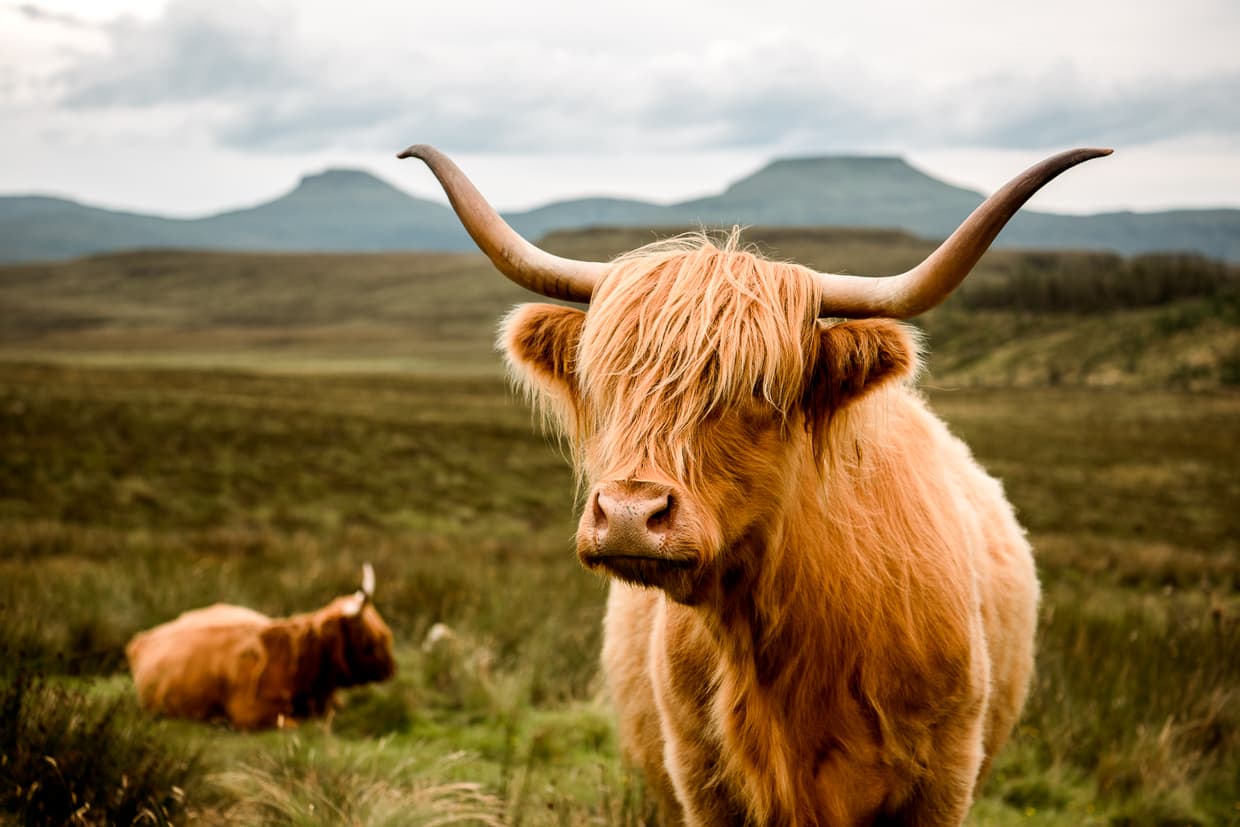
676, 454, 870, 821
694, 441, 861, 681
698, 391, 968, 682
681, 393, 960, 820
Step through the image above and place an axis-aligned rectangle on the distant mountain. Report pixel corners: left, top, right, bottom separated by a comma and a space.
659, 157, 1240, 261
0, 170, 472, 263
0, 196, 205, 262
507, 197, 673, 241
676, 156, 987, 232
2, 158, 1238, 263
196, 169, 471, 251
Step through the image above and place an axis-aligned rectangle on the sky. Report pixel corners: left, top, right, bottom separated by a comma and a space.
2, 0, 1239, 218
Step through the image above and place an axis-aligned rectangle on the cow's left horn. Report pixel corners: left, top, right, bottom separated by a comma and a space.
361, 562, 375, 602
397, 144, 605, 303
813, 148, 1112, 318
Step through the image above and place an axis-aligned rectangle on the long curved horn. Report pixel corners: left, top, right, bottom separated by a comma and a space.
397, 144, 605, 303
815, 148, 1112, 318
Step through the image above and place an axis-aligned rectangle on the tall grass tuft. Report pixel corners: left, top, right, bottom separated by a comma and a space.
1009, 587, 1239, 824
0, 665, 202, 826
210, 737, 504, 826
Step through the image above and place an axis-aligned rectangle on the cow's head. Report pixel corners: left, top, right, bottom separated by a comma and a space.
399, 145, 1109, 604
314, 563, 396, 685
500, 242, 923, 604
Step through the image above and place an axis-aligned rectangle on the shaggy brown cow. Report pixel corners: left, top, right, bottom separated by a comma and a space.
399, 145, 1108, 826
126, 564, 395, 730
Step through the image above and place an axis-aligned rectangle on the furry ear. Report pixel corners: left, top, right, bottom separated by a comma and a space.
500, 303, 586, 423
501, 303, 584, 391
805, 319, 919, 415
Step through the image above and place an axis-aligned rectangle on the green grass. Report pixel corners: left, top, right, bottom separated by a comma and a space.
1, 358, 1237, 825
1, 227, 1237, 826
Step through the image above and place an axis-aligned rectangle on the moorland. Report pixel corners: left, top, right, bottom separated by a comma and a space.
1, 227, 1237, 825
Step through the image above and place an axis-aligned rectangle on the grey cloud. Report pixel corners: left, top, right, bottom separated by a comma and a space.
42, 0, 1240, 156
15, 3, 91, 28
219, 95, 408, 152
972, 74, 1240, 148
59, 2, 303, 107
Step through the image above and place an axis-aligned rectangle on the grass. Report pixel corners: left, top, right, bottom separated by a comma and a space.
1, 359, 1237, 825
1, 233, 1237, 824
0, 668, 202, 826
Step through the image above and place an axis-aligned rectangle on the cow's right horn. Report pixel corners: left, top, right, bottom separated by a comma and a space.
398, 144, 605, 303
811, 148, 1112, 318
361, 562, 375, 602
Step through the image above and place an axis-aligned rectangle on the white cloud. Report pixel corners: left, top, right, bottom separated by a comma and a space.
2, 0, 1239, 212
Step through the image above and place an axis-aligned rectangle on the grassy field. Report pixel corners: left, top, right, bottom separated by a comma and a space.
1, 362, 1237, 825
1, 234, 1238, 825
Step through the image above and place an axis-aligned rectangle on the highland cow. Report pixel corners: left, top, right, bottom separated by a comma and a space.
126, 564, 394, 730
400, 144, 1108, 825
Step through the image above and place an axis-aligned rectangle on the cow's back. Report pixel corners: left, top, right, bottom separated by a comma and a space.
126, 603, 270, 721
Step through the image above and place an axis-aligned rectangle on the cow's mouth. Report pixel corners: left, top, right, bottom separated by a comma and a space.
583, 552, 696, 569
580, 550, 697, 588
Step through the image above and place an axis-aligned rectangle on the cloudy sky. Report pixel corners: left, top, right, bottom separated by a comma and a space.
2, 0, 1238, 217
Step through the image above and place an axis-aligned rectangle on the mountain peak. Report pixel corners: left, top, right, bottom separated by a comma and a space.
260, 167, 444, 215
292, 167, 401, 194
704, 154, 986, 229
764, 154, 909, 168
300, 167, 381, 182
729, 154, 975, 197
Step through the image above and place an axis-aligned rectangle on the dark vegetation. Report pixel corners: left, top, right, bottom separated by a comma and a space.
0, 665, 202, 826
0, 229, 1237, 824
956, 251, 1239, 314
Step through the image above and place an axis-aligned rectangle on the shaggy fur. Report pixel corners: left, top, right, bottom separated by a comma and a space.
126, 590, 395, 730
502, 231, 1038, 826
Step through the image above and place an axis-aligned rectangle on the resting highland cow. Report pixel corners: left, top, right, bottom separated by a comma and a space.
126, 564, 394, 730
400, 144, 1109, 826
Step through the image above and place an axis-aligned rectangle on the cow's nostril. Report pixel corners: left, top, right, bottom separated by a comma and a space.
647, 494, 673, 533
593, 491, 610, 532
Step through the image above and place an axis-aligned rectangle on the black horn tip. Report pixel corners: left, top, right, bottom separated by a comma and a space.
1071, 147, 1114, 162
396, 143, 434, 160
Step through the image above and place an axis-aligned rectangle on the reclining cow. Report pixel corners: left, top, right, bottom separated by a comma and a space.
126, 564, 395, 730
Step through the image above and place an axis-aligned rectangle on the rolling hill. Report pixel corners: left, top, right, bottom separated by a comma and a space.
1, 157, 1238, 263
2, 227, 1235, 388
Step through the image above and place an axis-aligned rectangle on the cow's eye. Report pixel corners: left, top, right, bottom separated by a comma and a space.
735, 395, 779, 431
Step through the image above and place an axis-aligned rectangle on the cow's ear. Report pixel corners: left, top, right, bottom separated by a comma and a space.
500, 303, 586, 419
805, 319, 919, 414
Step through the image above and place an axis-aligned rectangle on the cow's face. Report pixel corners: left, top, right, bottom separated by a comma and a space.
321, 598, 396, 685
503, 246, 917, 604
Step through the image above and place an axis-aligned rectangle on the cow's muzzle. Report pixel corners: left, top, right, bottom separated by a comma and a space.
578, 480, 698, 586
